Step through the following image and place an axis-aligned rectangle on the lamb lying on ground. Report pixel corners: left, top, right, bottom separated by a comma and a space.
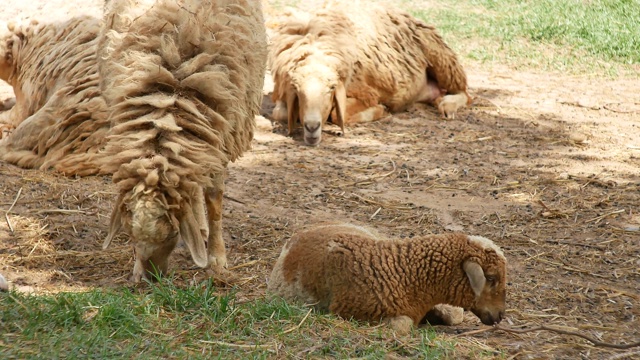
0, 16, 109, 176
268, 223, 506, 334
268, 4, 470, 146
99, 0, 267, 282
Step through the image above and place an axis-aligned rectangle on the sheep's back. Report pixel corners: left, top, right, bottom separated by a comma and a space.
100, 0, 267, 193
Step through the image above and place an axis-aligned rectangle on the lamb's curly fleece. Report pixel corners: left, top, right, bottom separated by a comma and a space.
0, 16, 109, 176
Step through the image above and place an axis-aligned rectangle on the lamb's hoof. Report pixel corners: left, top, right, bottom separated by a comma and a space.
387, 315, 414, 336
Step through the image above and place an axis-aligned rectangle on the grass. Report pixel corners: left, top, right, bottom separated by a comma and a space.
407, 0, 640, 76
0, 277, 472, 359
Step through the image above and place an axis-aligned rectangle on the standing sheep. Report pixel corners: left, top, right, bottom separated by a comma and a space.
99, 0, 267, 282
0, 16, 109, 176
268, 4, 471, 146
268, 223, 506, 334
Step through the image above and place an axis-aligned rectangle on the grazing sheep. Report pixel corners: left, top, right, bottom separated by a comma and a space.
99, 0, 267, 282
0, 16, 109, 176
268, 223, 506, 334
268, 4, 470, 146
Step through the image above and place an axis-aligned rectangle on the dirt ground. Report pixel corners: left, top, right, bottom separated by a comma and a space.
1, 1, 639, 359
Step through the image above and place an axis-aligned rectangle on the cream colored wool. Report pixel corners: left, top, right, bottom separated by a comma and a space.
268, 3, 470, 145
0, 16, 109, 176
99, 0, 267, 282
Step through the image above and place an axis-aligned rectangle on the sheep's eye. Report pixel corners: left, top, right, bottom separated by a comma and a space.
486, 276, 496, 284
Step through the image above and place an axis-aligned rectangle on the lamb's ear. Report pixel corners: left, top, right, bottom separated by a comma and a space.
103, 194, 124, 249
463, 259, 486, 298
332, 81, 347, 132
286, 89, 299, 136
179, 208, 208, 268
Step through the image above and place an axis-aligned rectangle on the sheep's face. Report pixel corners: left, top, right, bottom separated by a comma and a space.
465, 259, 506, 325
126, 193, 179, 282
291, 63, 341, 146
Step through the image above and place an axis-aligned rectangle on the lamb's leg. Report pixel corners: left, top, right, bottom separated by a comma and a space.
205, 174, 227, 270
386, 315, 414, 335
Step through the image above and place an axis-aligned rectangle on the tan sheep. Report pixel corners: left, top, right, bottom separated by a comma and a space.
99, 0, 267, 282
0, 16, 109, 176
268, 223, 506, 334
268, 4, 470, 146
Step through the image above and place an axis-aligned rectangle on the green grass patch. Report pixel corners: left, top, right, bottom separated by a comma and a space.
408, 0, 640, 75
0, 278, 476, 359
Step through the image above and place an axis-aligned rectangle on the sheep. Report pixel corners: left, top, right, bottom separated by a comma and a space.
0, 16, 110, 176
98, 0, 267, 282
268, 4, 471, 146
268, 223, 506, 334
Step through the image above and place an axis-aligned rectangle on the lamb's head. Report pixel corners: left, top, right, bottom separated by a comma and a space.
103, 188, 208, 282
462, 235, 507, 325
288, 58, 347, 146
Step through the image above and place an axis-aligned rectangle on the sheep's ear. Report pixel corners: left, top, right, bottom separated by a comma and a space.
463, 260, 486, 298
103, 194, 124, 249
286, 90, 298, 136
179, 208, 208, 268
333, 81, 346, 132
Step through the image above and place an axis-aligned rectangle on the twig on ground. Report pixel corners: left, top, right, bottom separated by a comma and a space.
4, 187, 22, 234
283, 308, 313, 334
458, 324, 640, 349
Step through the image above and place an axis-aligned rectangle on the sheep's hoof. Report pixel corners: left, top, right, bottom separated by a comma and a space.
0, 273, 8, 292
208, 254, 228, 270
386, 315, 414, 336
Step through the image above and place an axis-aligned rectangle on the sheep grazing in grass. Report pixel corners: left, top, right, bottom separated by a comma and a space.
99, 0, 267, 282
268, 223, 506, 334
268, 4, 470, 146
0, 16, 110, 176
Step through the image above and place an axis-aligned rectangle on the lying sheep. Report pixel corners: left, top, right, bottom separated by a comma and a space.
99, 0, 267, 282
268, 4, 470, 146
268, 223, 506, 334
0, 16, 109, 176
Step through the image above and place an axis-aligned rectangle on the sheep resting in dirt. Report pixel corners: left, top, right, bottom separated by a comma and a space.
268, 223, 506, 334
268, 4, 470, 146
99, 0, 267, 282
0, 16, 109, 176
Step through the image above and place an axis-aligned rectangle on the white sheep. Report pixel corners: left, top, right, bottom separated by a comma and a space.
98, 0, 267, 282
268, 4, 471, 146
0, 16, 110, 176
268, 223, 506, 334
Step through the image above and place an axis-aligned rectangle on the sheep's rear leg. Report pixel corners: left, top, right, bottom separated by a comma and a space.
205, 176, 227, 271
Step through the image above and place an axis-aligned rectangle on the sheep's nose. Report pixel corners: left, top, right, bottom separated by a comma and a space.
304, 122, 320, 133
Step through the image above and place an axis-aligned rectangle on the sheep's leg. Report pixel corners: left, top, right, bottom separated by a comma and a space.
417, 78, 470, 119
386, 315, 415, 335
421, 305, 464, 326
343, 98, 387, 124
272, 100, 288, 123
205, 175, 227, 270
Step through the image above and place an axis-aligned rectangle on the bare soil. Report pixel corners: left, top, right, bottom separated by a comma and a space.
1, 1, 639, 359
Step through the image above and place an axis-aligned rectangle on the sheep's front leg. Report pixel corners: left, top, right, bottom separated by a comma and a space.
435, 93, 470, 120
205, 175, 227, 271
342, 98, 387, 124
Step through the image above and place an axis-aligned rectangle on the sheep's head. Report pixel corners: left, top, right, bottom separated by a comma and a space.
103, 188, 208, 282
288, 61, 346, 146
0, 23, 16, 81
463, 236, 507, 325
